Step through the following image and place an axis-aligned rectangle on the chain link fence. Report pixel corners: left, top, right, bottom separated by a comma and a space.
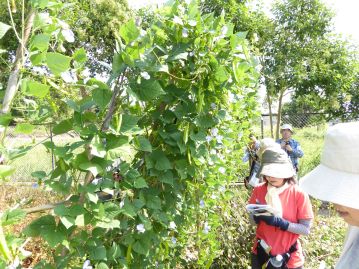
259, 112, 358, 139
5, 125, 78, 182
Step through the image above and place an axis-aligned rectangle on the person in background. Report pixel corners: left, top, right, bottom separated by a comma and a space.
300, 121, 359, 269
243, 134, 261, 188
276, 124, 303, 173
248, 147, 313, 269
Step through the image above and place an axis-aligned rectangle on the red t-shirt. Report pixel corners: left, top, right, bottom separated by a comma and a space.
248, 183, 313, 268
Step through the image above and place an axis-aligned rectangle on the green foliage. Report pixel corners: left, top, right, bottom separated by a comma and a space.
0, 0, 259, 267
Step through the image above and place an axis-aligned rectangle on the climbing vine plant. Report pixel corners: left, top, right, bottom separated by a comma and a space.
0, 0, 259, 268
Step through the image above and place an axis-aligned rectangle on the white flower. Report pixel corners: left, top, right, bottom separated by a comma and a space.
216, 135, 223, 144
228, 77, 233, 83
178, 5, 185, 13
62, 29, 75, 43
219, 186, 225, 192
140, 29, 147, 37
210, 149, 216, 155
188, 20, 197, 27
169, 221, 177, 229
81, 68, 91, 78
221, 26, 228, 36
210, 128, 219, 137
119, 200, 125, 208
136, 224, 146, 233
173, 16, 183, 25
140, 71, 150, 80
210, 103, 217, 110
208, 159, 214, 166
206, 135, 213, 143
61, 71, 76, 83
199, 200, 205, 208
83, 260, 93, 269
203, 222, 210, 234
171, 237, 177, 244
211, 194, 217, 199
182, 28, 189, 38
188, 51, 194, 57
218, 167, 226, 174
8, 257, 20, 269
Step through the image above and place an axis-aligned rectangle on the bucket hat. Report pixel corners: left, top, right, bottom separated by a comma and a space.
258, 147, 295, 179
300, 122, 359, 209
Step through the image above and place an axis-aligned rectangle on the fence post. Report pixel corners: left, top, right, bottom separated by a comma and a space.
50, 124, 55, 172
261, 117, 264, 139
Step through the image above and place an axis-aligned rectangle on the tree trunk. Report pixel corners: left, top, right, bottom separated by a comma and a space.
0, 10, 35, 115
275, 89, 285, 140
266, 93, 274, 138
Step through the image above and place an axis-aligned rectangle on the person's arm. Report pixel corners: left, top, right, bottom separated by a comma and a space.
291, 141, 304, 158
287, 219, 312, 235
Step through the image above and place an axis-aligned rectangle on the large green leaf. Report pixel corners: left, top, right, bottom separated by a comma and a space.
120, 114, 139, 133
0, 22, 11, 39
1, 209, 26, 226
119, 20, 140, 44
46, 52, 72, 76
90, 135, 106, 158
129, 79, 165, 101
0, 114, 13, 127
25, 80, 50, 98
79, 162, 103, 177
134, 177, 148, 189
0, 165, 15, 178
148, 150, 172, 171
134, 136, 152, 152
14, 123, 35, 134
52, 119, 73, 135
24, 215, 66, 247
73, 48, 87, 67
30, 34, 50, 52
92, 88, 112, 110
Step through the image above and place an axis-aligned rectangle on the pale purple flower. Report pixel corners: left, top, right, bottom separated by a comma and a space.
218, 167, 226, 174
136, 224, 146, 233
62, 29, 75, 43
173, 16, 183, 25
199, 200, 205, 208
140, 71, 150, 80
182, 28, 189, 38
171, 237, 177, 244
210, 128, 219, 137
203, 222, 210, 234
210, 103, 217, 110
216, 135, 223, 144
83, 260, 93, 269
169, 221, 177, 229
206, 135, 213, 143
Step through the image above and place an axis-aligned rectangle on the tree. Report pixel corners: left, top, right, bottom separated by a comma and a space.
260, 0, 337, 138
0, 0, 130, 119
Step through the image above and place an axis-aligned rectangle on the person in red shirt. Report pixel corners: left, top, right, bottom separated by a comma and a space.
248, 147, 313, 269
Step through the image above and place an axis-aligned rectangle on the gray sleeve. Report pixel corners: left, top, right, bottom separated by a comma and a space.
287, 219, 312, 235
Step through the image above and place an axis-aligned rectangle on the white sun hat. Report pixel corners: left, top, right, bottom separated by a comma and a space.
257, 147, 295, 179
300, 121, 359, 209
280, 124, 293, 133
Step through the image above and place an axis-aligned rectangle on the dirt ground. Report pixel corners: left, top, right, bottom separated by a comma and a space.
0, 184, 58, 267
